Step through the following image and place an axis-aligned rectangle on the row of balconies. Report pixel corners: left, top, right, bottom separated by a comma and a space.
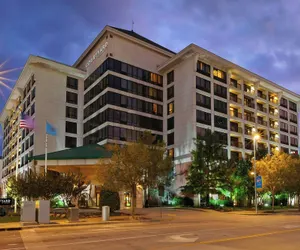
230, 138, 298, 149
230, 79, 279, 104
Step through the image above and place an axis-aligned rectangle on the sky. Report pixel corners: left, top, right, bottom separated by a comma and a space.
1, 1, 300, 118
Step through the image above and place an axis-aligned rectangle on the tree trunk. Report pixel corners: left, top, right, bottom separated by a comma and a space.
272, 191, 275, 212
206, 193, 210, 207
298, 194, 300, 212
131, 184, 137, 217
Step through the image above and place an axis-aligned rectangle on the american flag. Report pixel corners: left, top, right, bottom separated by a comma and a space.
20, 113, 34, 129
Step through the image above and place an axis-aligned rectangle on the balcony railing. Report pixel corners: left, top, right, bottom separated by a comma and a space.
244, 129, 253, 135
231, 141, 243, 148
270, 123, 279, 129
269, 109, 278, 116
269, 97, 279, 104
245, 102, 255, 109
230, 126, 243, 133
280, 127, 288, 133
257, 106, 267, 113
245, 116, 255, 122
245, 144, 254, 150
257, 92, 267, 100
230, 95, 242, 104
291, 142, 298, 147
270, 136, 279, 142
244, 88, 255, 95
257, 120, 268, 126
230, 112, 242, 119
230, 80, 242, 90
290, 131, 298, 136
280, 115, 288, 120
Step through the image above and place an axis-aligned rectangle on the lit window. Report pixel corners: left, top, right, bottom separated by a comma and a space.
168, 102, 174, 115
153, 103, 158, 114
168, 148, 174, 158
151, 73, 157, 83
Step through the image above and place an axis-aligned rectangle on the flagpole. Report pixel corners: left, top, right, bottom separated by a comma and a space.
45, 132, 48, 174
14, 115, 20, 213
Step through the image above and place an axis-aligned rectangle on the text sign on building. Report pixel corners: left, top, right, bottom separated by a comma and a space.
256, 176, 263, 189
85, 41, 108, 68
0, 198, 13, 206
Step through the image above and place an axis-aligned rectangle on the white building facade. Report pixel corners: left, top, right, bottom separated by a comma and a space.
1, 26, 299, 197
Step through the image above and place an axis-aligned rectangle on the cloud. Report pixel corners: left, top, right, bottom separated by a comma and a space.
1, 0, 300, 109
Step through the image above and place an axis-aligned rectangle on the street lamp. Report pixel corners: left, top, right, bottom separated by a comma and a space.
253, 133, 260, 214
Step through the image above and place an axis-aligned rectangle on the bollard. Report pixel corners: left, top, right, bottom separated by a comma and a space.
102, 206, 110, 221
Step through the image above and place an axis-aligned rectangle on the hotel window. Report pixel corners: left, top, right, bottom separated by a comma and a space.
167, 132, 174, 146
280, 134, 289, 145
289, 101, 297, 112
168, 148, 174, 159
214, 99, 227, 114
66, 121, 77, 134
25, 139, 29, 150
31, 87, 35, 101
197, 61, 211, 76
196, 110, 211, 125
66, 77, 78, 90
65, 136, 77, 148
279, 109, 288, 120
213, 68, 226, 83
197, 127, 208, 138
196, 77, 211, 93
291, 137, 298, 147
167, 86, 174, 100
66, 92, 78, 104
66, 106, 77, 119
196, 93, 211, 108
290, 113, 298, 124
214, 84, 227, 99
30, 103, 35, 116
215, 131, 228, 144
30, 134, 34, 147
280, 98, 288, 108
290, 125, 298, 135
214, 115, 228, 129
280, 122, 288, 132
167, 70, 174, 84
167, 117, 174, 130
168, 102, 174, 115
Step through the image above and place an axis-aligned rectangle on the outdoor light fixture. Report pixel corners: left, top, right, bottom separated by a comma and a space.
253, 132, 260, 215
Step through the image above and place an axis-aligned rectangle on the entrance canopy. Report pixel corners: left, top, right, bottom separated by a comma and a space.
30, 144, 112, 184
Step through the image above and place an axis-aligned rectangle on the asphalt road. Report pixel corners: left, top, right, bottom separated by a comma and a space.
1, 208, 300, 250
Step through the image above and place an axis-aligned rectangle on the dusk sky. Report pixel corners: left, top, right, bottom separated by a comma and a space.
1, 0, 300, 111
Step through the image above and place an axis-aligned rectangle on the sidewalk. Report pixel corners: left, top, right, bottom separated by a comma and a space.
0, 215, 130, 231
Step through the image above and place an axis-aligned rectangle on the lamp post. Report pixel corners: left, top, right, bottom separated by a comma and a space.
253, 134, 260, 214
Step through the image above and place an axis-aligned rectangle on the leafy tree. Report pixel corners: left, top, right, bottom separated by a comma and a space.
285, 156, 300, 211
231, 159, 254, 207
97, 132, 172, 216
256, 151, 292, 211
7, 170, 88, 207
183, 130, 234, 205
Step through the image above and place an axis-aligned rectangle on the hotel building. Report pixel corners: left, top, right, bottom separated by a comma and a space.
1, 25, 299, 197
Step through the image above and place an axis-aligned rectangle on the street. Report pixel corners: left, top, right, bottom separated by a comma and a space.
1, 208, 300, 249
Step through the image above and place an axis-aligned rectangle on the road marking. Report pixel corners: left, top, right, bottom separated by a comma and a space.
163, 227, 300, 249
11, 227, 237, 249
160, 234, 199, 243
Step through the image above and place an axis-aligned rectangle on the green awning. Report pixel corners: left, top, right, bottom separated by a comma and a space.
30, 144, 112, 161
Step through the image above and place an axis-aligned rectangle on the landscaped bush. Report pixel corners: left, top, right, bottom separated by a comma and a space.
100, 189, 120, 212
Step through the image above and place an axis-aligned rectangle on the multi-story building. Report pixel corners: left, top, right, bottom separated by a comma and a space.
1, 25, 299, 197
0, 56, 85, 197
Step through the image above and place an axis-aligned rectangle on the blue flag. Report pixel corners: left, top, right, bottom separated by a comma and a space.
46, 122, 56, 136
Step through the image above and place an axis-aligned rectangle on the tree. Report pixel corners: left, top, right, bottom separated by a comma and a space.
231, 159, 254, 207
7, 170, 89, 207
285, 155, 300, 211
183, 130, 234, 206
256, 151, 292, 211
97, 132, 172, 216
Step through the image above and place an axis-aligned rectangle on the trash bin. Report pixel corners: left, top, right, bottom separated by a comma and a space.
68, 207, 79, 222
102, 206, 110, 221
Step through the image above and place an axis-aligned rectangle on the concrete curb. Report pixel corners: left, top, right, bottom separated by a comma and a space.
0, 219, 133, 231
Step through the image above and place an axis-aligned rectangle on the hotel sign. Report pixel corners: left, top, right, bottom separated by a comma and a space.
85, 42, 108, 68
